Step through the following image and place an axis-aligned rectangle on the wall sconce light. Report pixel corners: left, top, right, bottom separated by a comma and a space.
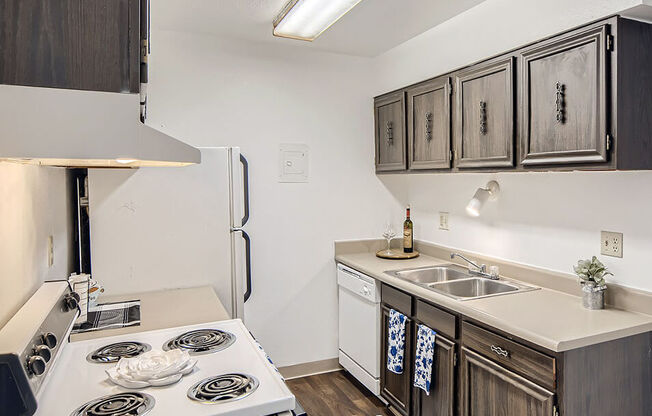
466, 180, 500, 217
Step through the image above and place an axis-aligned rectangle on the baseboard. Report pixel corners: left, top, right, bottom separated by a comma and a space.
278, 358, 342, 380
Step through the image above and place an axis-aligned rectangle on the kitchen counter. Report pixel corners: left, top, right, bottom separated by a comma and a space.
70, 286, 230, 342
335, 249, 652, 352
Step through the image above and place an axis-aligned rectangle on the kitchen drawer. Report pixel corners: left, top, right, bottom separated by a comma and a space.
415, 300, 456, 339
381, 284, 412, 316
462, 321, 556, 390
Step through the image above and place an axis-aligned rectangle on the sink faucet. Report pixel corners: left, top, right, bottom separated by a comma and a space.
450, 253, 499, 280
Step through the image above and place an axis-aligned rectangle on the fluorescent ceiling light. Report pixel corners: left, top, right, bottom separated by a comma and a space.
273, 0, 363, 41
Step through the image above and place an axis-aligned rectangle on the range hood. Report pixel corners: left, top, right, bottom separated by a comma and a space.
0, 85, 200, 167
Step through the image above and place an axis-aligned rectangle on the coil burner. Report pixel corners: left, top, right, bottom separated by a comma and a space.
163, 329, 235, 355
86, 342, 151, 363
187, 373, 259, 404
70, 392, 155, 416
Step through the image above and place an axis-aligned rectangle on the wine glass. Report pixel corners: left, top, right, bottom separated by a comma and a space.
381, 222, 396, 255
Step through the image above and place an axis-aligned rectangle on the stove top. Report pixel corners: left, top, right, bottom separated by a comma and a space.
86, 342, 151, 363
163, 329, 236, 355
35, 320, 295, 416
71, 392, 155, 416
187, 374, 259, 404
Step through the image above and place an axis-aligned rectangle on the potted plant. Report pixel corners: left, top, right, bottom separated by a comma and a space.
573, 256, 612, 310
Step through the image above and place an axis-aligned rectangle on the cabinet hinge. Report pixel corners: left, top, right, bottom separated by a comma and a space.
606, 134, 612, 151
553, 405, 559, 416
453, 352, 458, 367
606, 35, 614, 51
447, 78, 453, 96
449, 150, 453, 161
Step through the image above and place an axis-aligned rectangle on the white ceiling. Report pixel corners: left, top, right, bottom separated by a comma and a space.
153, 0, 487, 57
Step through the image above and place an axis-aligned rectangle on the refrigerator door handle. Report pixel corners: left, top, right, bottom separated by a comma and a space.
239, 229, 252, 303
240, 154, 250, 227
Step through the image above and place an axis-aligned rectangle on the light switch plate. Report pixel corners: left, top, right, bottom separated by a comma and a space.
600, 231, 623, 258
278, 144, 309, 183
439, 212, 449, 230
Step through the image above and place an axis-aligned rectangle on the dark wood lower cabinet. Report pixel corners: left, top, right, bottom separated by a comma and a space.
375, 281, 650, 416
411, 332, 456, 416
461, 348, 555, 416
380, 306, 413, 416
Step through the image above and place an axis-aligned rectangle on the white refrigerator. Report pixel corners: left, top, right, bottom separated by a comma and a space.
88, 147, 251, 319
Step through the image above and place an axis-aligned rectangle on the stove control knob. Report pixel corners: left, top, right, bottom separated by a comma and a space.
34, 345, 52, 362
42, 332, 58, 349
63, 292, 80, 311
27, 355, 46, 376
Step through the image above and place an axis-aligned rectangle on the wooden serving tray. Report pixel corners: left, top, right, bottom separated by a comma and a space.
376, 249, 420, 259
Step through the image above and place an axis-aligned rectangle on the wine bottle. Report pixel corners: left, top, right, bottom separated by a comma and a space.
403, 206, 413, 253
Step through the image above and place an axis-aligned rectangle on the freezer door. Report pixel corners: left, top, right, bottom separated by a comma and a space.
88, 147, 242, 318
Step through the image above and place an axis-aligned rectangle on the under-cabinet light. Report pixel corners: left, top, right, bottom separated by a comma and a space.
273, 0, 363, 41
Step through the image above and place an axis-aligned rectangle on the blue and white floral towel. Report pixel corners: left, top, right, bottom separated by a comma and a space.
414, 324, 437, 395
387, 309, 407, 374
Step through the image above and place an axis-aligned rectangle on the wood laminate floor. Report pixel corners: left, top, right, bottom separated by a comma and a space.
286, 370, 391, 416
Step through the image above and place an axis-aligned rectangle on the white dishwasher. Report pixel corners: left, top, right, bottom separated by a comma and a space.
337, 263, 381, 395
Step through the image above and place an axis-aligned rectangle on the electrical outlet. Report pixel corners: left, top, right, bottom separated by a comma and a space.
439, 212, 449, 231
600, 231, 623, 258
47, 235, 54, 267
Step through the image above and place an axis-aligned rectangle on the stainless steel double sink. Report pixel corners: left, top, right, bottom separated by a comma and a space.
385, 264, 538, 301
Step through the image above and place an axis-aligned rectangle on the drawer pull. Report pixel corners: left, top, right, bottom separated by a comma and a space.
386, 121, 394, 145
425, 112, 433, 141
479, 101, 487, 135
555, 81, 566, 124
490, 344, 509, 358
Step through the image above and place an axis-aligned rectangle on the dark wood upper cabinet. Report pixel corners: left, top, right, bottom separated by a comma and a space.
375, 16, 652, 173
454, 56, 515, 168
461, 347, 555, 416
0, 0, 141, 93
520, 24, 610, 166
375, 91, 407, 172
407, 76, 452, 170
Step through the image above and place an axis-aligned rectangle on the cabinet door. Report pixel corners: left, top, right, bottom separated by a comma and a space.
375, 91, 407, 172
520, 25, 610, 166
455, 57, 515, 168
407, 77, 452, 170
0, 0, 140, 93
381, 306, 412, 415
461, 348, 555, 416
412, 332, 456, 416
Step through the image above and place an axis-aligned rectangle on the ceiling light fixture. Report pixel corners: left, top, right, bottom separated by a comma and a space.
273, 0, 363, 41
466, 180, 500, 217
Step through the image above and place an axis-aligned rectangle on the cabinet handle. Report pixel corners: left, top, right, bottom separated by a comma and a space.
386, 121, 393, 145
490, 344, 509, 358
479, 101, 487, 135
555, 82, 565, 124
425, 112, 433, 141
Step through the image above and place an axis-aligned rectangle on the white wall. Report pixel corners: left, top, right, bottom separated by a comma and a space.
372, 0, 652, 292
86, 0, 652, 369
90, 30, 404, 367
0, 163, 73, 328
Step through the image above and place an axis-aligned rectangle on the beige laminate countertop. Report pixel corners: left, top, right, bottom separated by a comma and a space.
336, 252, 652, 352
70, 286, 230, 342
